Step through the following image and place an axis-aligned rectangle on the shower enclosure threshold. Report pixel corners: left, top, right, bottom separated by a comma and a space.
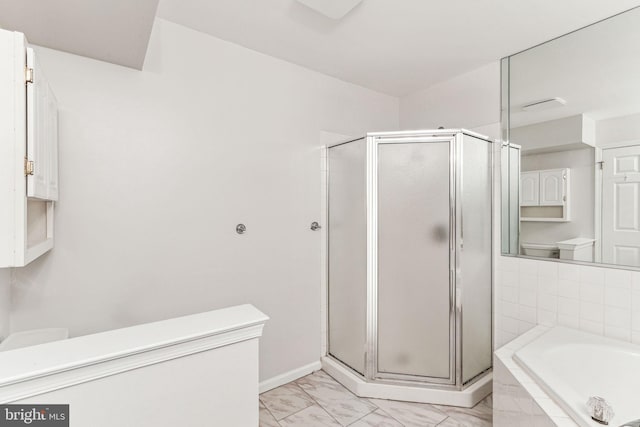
321, 356, 492, 408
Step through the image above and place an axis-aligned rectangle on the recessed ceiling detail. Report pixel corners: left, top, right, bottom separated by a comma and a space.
295, 0, 363, 20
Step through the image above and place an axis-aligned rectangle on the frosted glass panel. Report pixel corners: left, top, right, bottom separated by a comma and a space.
461, 135, 493, 383
501, 144, 520, 255
328, 139, 367, 374
377, 141, 451, 379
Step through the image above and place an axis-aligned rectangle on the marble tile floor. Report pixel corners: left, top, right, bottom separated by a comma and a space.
259, 370, 492, 427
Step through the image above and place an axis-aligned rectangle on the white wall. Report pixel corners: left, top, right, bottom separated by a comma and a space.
400, 62, 500, 131
9, 18, 399, 382
511, 115, 595, 153
0, 269, 9, 339
597, 112, 640, 145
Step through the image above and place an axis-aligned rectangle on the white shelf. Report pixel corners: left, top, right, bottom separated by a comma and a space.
521, 217, 569, 222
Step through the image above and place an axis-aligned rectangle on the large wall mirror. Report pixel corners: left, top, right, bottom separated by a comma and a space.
501, 6, 640, 268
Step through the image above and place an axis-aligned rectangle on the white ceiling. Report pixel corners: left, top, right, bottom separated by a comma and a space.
0, 1, 638, 95
156, 0, 640, 96
0, 0, 159, 70
509, 6, 640, 128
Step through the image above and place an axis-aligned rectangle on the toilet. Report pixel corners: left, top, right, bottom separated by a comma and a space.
556, 238, 596, 262
520, 242, 560, 258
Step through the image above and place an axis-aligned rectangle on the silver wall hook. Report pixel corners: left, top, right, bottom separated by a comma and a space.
236, 224, 246, 234
310, 221, 321, 231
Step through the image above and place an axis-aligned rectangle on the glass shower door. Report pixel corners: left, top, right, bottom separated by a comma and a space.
376, 138, 454, 382
327, 139, 367, 375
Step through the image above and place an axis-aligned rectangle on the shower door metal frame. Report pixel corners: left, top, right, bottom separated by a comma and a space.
325, 129, 493, 391
366, 132, 459, 386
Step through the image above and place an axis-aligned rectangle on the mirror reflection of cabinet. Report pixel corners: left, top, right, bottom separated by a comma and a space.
520, 172, 539, 206
520, 168, 569, 222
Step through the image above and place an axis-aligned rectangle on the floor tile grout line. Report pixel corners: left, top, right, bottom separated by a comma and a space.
259, 376, 331, 424
344, 408, 380, 427
347, 407, 406, 427
368, 405, 409, 427
295, 371, 378, 426
286, 380, 342, 426
344, 411, 369, 426
258, 396, 283, 426
260, 383, 317, 423
435, 416, 452, 426
435, 408, 493, 427
290, 379, 343, 426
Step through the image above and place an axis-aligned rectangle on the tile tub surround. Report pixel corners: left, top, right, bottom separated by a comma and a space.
495, 255, 640, 348
259, 370, 492, 427
493, 325, 577, 427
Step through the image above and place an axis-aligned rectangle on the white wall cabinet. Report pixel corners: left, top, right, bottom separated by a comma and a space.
0, 30, 58, 267
520, 168, 570, 222
539, 169, 566, 205
26, 48, 59, 201
520, 172, 540, 206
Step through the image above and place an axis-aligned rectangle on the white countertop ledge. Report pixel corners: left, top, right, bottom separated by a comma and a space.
0, 304, 268, 401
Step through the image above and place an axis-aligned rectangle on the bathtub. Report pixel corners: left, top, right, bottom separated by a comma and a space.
495, 326, 640, 427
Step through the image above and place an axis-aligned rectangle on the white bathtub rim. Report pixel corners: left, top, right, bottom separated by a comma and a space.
513, 326, 640, 427
0, 304, 268, 403
495, 326, 578, 426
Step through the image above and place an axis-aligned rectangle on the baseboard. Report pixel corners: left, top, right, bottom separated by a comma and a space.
259, 360, 322, 393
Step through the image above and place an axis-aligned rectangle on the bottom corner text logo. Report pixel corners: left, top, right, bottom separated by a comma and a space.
1, 405, 68, 426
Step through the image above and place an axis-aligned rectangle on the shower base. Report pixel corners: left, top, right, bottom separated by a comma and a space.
321, 356, 492, 408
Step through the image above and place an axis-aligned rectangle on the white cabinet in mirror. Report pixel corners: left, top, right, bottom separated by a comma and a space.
520, 168, 569, 222
501, 5, 640, 269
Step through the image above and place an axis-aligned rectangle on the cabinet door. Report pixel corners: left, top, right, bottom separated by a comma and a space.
539, 169, 565, 205
520, 172, 539, 206
26, 48, 59, 201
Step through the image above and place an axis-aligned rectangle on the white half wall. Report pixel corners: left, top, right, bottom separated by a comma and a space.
400, 62, 500, 131
9, 18, 399, 382
0, 269, 9, 340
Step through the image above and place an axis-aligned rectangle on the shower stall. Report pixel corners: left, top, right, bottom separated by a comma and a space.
324, 129, 493, 407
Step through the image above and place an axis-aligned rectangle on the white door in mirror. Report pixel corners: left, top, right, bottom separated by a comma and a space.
602, 145, 640, 267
